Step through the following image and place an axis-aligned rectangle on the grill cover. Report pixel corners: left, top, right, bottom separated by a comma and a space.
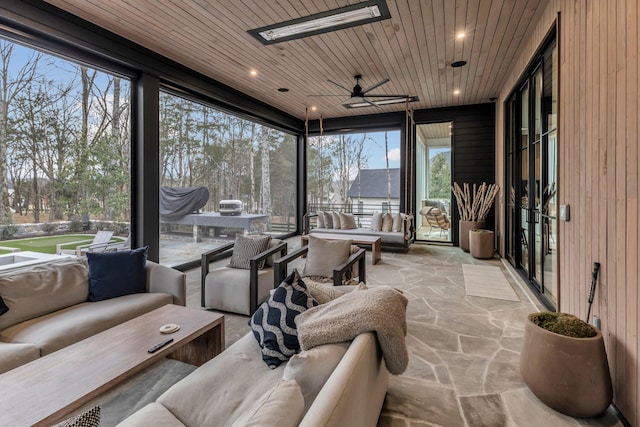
160, 186, 209, 221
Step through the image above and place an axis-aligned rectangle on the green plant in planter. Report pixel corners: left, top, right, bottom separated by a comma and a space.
521, 311, 612, 418
529, 311, 597, 338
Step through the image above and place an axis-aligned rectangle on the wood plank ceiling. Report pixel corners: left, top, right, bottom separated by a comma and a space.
44, 0, 546, 120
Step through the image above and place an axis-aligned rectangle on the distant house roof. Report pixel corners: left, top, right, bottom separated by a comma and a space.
347, 168, 400, 199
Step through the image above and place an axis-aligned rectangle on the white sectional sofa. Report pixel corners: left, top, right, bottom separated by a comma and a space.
0, 257, 186, 374
118, 330, 389, 427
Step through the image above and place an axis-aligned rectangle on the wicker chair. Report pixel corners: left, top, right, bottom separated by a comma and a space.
420, 207, 451, 236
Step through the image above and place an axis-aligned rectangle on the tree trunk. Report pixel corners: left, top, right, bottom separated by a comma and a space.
260, 125, 271, 215
249, 123, 256, 213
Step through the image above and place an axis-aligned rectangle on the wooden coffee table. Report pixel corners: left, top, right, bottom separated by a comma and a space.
301, 233, 382, 265
0, 304, 224, 426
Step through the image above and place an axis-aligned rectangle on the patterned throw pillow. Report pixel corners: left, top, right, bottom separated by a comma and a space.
229, 234, 272, 270
305, 282, 346, 304
53, 405, 100, 427
0, 295, 8, 316
249, 270, 318, 368
370, 212, 383, 231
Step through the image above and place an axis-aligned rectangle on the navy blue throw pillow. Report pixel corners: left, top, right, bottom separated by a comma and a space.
249, 270, 318, 368
87, 246, 148, 302
0, 295, 8, 316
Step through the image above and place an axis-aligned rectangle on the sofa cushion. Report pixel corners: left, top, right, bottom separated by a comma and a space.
0, 259, 88, 331
330, 211, 341, 229
322, 211, 333, 229
116, 402, 184, 427
203, 267, 274, 316
87, 247, 148, 301
370, 212, 383, 231
249, 271, 317, 368
305, 282, 345, 304
157, 333, 286, 426
339, 212, 357, 229
282, 343, 349, 412
0, 342, 40, 374
381, 213, 393, 232
229, 234, 271, 269
302, 234, 352, 278
392, 213, 403, 232
231, 380, 305, 427
0, 293, 171, 356
316, 211, 325, 228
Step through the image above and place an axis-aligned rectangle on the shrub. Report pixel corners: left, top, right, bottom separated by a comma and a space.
529, 311, 597, 338
41, 223, 57, 233
1, 224, 19, 239
69, 219, 83, 232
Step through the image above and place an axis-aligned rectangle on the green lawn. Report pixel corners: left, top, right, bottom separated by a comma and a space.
0, 234, 125, 255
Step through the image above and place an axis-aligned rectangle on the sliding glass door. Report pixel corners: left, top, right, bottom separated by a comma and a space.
415, 122, 452, 243
505, 36, 557, 308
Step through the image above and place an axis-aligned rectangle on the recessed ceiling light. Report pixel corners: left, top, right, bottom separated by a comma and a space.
456, 32, 466, 39
311, 106, 317, 111
453, 90, 461, 95
451, 60, 467, 68
278, 87, 289, 92
250, 69, 258, 76
248, 0, 391, 45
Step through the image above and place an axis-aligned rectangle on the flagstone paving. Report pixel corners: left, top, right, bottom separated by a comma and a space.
186, 240, 623, 427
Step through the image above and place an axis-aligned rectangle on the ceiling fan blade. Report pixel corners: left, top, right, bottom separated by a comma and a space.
362, 78, 390, 94
364, 94, 410, 98
362, 97, 380, 108
308, 94, 346, 97
327, 79, 352, 93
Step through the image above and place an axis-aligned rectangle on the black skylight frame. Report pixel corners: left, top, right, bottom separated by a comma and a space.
248, 0, 391, 45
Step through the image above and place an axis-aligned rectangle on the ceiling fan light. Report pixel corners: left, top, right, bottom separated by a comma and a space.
249, 1, 391, 45
345, 96, 419, 108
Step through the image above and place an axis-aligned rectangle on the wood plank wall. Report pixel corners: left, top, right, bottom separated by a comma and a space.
496, 0, 639, 423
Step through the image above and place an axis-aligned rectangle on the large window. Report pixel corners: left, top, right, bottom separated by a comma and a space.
307, 130, 401, 216
0, 37, 131, 241
159, 91, 297, 266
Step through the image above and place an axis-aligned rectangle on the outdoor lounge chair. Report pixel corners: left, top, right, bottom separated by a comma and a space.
420, 207, 451, 236
56, 230, 114, 256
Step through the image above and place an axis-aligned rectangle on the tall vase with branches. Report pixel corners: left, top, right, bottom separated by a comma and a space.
451, 182, 500, 251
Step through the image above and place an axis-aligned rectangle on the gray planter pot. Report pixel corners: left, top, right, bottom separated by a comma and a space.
520, 317, 613, 417
469, 229, 494, 259
459, 220, 485, 252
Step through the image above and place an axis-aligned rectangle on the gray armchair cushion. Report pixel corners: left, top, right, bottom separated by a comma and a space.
301, 235, 352, 278
203, 267, 274, 315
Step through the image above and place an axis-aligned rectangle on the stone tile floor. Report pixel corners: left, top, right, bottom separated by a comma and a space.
186, 240, 623, 427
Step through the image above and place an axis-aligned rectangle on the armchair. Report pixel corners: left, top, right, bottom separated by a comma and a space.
201, 238, 287, 315
273, 236, 366, 288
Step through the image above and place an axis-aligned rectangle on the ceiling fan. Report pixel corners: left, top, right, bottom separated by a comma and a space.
311, 74, 410, 107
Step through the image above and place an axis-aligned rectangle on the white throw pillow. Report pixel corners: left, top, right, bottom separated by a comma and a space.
330, 211, 341, 229
381, 213, 393, 232
339, 212, 357, 229
316, 211, 325, 228
392, 213, 403, 232
302, 235, 352, 278
322, 211, 333, 229
305, 282, 346, 304
231, 380, 304, 427
370, 212, 383, 231
282, 343, 350, 412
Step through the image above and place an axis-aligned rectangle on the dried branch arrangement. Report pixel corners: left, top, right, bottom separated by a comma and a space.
451, 182, 500, 222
